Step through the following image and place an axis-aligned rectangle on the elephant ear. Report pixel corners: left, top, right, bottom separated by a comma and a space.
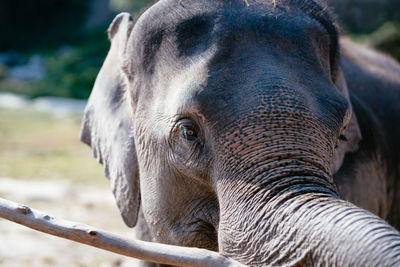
332, 69, 362, 174
80, 13, 139, 227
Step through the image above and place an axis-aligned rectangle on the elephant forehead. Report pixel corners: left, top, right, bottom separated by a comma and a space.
147, 48, 215, 128
129, 0, 336, 75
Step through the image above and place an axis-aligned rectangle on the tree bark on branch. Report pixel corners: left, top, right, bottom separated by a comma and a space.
0, 197, 244, 267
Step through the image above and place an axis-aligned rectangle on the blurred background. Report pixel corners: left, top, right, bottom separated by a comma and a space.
0, 0, 399, 266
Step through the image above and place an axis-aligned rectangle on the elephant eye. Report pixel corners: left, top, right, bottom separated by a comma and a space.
177, 118, 199, 141
181, 126, 198, 141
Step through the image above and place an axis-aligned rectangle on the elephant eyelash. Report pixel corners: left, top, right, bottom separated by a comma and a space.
175, 118, 202, 138
169, 118, 203, 145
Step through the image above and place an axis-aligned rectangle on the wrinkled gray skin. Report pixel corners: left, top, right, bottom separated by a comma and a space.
80, 0, 400, 266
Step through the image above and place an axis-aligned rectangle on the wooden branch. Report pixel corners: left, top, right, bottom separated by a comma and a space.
0, 197, 244, 267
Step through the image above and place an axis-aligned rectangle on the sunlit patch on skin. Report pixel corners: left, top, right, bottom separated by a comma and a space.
149, 47, 216, 135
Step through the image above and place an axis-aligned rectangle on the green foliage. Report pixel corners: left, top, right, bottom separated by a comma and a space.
0, 0, 89, 51
35, 48, 101, 99
349, 22, 400, 62
40, 29, 110, 99
0, 29, 110, 99
0, 64, 7, 80
369, 22, 400, 61
327, 0, 400, 34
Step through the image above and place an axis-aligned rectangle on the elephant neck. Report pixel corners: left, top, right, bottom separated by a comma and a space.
217, 180, 400, 266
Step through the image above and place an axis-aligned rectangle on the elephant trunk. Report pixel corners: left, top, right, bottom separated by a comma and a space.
217, 178, 400, 266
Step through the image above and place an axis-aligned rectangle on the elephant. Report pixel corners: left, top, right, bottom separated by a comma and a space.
80, 0, 400, 265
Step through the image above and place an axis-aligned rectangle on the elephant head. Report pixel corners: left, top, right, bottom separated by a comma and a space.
81, 0, 400, 265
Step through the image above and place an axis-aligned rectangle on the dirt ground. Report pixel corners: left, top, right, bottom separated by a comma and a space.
0, 177, 142, 267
